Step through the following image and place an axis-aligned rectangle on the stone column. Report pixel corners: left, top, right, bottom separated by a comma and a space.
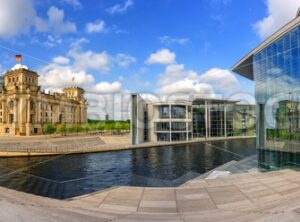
14, 99, 18, 123
2, 100, 5, 123
37, 100, 40, 123
27, 99, 30, 123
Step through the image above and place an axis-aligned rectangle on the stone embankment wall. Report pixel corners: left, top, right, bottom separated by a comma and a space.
0, 137, 105, 154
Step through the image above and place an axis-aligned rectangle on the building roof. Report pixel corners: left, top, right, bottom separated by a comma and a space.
192, 98, 238, 105
232, 13, 300, 80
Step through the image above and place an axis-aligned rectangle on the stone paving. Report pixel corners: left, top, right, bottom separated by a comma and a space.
3, 169, 300, 221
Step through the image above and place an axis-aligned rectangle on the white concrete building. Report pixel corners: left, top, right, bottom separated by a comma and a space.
131, 94, 256, 145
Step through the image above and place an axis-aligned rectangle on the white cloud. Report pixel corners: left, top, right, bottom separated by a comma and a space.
53, 56, 70, 65
253, 0, 300, 39
107, 0, 134, 15
93, 82, 122, 94
0, 0, 76, 38
157, 78, 215, 96
61, 0, 82, 9
159, 36, 190, 46
39, 62, 126, 120
68, 49, 111, 73
0, 0, 36, 37
140, 93, 160, 102
115, 53, 136, 67
155, 60, 239, 99
156, 64, 215, 97
36, 6, 76, 34
146, 49, 176, 65
199, 68, 239, 92
69, 37, 89, 49
44, 35, 63, 47
87, 93, 131, 120
39, 62, 122, 95
85, 20, 105, 33
39, 64, 94, 89
158, 64, 186, 85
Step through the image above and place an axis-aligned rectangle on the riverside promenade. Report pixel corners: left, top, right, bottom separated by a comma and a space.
2, 169, 300, 221
0, 134, 130, 157
0, 134, 255, 157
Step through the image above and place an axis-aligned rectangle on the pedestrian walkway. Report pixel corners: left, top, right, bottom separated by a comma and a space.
2, 169, 300, 221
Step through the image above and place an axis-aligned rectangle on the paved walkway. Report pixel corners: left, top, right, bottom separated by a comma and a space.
0, 134, 130, 157
2, 169, 300, 221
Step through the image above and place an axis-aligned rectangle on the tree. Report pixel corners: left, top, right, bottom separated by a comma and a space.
44, 124, 56, 135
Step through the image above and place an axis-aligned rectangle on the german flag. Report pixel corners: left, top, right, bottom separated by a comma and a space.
15, 55, 22, 62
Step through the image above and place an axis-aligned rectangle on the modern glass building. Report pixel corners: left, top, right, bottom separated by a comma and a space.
131, 94, 255, 145
233, 11, 300, 153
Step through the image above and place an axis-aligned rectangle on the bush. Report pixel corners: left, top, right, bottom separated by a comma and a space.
44, 124, 56, 135
57, 124, 67, 135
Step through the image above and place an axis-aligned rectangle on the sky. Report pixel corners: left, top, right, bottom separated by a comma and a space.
0, 0, 300, 120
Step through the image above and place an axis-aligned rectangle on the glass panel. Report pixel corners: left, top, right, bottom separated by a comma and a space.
156, 122, 170, 131
192, 105, 206, 138
157, 133, 170, 141
171, 105, 186, 119
253, 24, 300, 153
171, 133, 187, 141
158, 105, 170, 119
171, 122, 186, 131
210, 103, 225, 137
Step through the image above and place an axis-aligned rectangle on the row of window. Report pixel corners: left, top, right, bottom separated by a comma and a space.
7, 76, 36, 85
158, 105, 191, 119
157, 133, 192, 142
155, 122, 192, 131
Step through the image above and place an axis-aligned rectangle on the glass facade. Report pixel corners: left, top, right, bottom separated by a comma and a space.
171, 105, 186, 118
232, 105, 256, 137
210, 104, 225, 137
156, 122, 170, 131
253, 25, 300, 151
171, 122, 187, 131
171, 132, 187, 141
158, 105, 170, 119
193, 104, 206, 138
157, 133, 170, 141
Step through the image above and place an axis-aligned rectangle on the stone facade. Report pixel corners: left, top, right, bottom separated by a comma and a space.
0, 67, 87, 136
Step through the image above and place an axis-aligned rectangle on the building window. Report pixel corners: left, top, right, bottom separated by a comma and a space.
171, 105, 186, 119
155, 122, 170, 131
158, 105, 170, 118
157, 133, 170, 141
171, 122, 187, 131
171, 133, 187, 141
9, 114, 14, 123
210, 104, 225, 137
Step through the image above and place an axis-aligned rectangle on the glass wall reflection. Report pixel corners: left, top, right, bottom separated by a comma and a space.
254, 25, 300, 153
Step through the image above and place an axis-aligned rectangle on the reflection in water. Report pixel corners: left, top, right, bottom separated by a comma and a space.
0, 139, 260, 199
258, 149, 300, 169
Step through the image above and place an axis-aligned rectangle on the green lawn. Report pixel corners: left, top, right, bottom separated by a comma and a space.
44, 119, 130, 135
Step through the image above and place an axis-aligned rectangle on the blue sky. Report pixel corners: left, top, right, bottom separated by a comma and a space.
0, 0, 299, 119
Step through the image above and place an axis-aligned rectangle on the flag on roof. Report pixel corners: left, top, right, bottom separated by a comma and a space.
15, 55, 22, 63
